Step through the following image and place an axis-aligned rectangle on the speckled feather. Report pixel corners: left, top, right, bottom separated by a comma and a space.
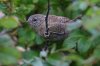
28, 14, 73, 40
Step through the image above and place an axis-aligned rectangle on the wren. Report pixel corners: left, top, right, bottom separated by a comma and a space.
27, 14, 82, 40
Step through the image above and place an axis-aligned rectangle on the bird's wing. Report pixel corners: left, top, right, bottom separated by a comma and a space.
48, 23, 66, 34
48, 15, 71, 23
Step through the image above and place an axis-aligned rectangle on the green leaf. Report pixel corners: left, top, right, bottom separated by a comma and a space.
83, 16, 100, 30
18, 27, 36, 46
79, 1, 88, 11
63, 30, 84, 49
47, 53, 70, 66
64, 54, 84, 66
35, 35, 44, 45
0, 46, 21, 65
90, 0, 100, 3
63, 37, 78, 49
31, 57, 43, 66
0, 16, 19, 29
0, 3, 7, 11
78, 38, 92, 55
64, 54, 83, 62
22, 50, 39, 60
93, 45, 100, 59
0, 34, 15, 47
0, 34, 21, 65
33, 0, 39, 3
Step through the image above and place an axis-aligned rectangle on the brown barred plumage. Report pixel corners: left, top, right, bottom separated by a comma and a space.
28, 14, 81, 40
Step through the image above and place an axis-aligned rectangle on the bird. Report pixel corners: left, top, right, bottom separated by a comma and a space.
27, 14, 82, 41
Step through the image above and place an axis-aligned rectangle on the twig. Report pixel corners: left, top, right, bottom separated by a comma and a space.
72, 5, 91, 21
42, 0, 51, 51
45, 0, 50, 37
81, 5, 91, 17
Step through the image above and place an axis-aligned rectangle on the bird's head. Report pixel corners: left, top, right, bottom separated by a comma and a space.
28, 14, 45, 28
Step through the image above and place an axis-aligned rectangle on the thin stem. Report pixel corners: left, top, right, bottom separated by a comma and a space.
72, 5, 91, 21
45, 0, 50, 36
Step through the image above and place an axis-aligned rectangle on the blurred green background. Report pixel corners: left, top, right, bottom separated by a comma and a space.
0, 0, 100, 66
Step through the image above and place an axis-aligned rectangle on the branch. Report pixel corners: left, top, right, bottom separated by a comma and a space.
72, 5, 91, 21
45, 0, 50, 37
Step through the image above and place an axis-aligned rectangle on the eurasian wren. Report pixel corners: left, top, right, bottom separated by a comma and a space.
28, 14, 82, 40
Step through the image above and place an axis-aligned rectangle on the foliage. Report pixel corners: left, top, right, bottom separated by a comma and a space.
0, 0, 100, 66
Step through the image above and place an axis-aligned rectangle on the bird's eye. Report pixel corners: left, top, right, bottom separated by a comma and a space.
32, 18, 37, 21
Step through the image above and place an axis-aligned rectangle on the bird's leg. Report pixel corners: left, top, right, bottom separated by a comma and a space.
44, 30, 50, 38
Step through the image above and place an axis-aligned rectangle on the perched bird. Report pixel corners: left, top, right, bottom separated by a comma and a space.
27, 14, 82, 41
